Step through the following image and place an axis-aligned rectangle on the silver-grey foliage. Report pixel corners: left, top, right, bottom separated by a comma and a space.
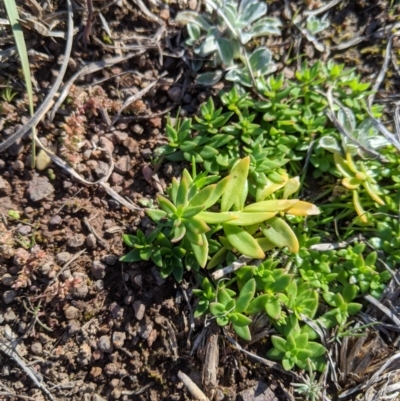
176, 0, 281, 86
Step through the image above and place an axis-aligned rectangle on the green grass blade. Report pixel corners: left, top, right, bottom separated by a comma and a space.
4, 0, 37, 167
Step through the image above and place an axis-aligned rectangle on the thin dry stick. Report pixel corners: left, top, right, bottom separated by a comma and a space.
177, 371, 210, 401
368, 32, 400, 108
211, 255, 253, 280
83, 215, 109, 249
325, 86, 386, 161
83, 0, 93, 45
132, 0, 164, 24
0, 326, 54, 401
48, 51, 144, 121
112, 70, 168, 125
304, 0, 343, 16
364, 294, 400, 327
330, 35, 367, 51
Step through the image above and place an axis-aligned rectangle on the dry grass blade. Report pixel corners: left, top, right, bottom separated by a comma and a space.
48, 52, 144, 122
112, 70, 168, 125
0, 0, 74, 154
364, 294, 400, 326
368, 32, 400, 108
326, 86, 386, 161
177, 371, 210, 401
4, 0, 37, 167
0, 325, 54, 400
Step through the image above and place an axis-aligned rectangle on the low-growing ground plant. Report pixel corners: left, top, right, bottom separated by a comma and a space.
121, 59, 400, 376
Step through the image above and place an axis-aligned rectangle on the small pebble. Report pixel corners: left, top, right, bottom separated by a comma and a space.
111, 388, 122, 400
103, 255, 118, 266
91, 260, 106, 279
67, 320, 81, 335
17, 225, 31, 236
114, 155, 131, 174
131, 124, 143, 135
30, 341, 43, 355
92, 395, 107, 401
141, 149, 152, 159
12, 160, 24, 171
99, 136, 114, 154
28, 176, 55, 202
159, 8, 170, 20
113, 131, 128, 143
138, 323, 153, 339
3, 290, 17, 304
133, 300, 145, 321
56, 252, 71, 264
112, 331, 126, 348
4, 308, 16, 322
167, 86, 182, 102
64, 305, 80, 320
49, 215, 62, 226
104, 363, 119, 376
86, 233, 97, 249
94, 280, 104, 291
1, 273, 14, 286
123, 137, 138, 153
67, 234, 86, 248
95, 161, 109, 178
2, 365, 10, 376
188, 0, 197, 9
183, 93, 192, 104
0, 177, 12, 195
110, 173, 123, 186
97, 335, 113, 353
71, 274, 89, 299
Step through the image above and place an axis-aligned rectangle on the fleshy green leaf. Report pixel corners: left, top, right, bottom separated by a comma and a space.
261, 217, 299, 253
120, 249, 141, 262
221, 157, 250, 212
224, 211, 276, 226
243, 199, 299, 212
235, 279, 256, 313
233, 324, 251, 341
191, 233, 209, 267
223, 224, 265, 259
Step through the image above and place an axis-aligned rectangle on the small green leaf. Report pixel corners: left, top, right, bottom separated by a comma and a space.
233, 324, 251, 341
265, 297, 281, 319
205, 175, 231, 208
225, 211, 277, 226
271, 336, 287, 353
186, 216, 210, 235
157, 195, 177, 215
243, 199, 299, 213
198, 211, 238, 224
191, 233, 209, 267
223, 224, 265, 259
120, 249, 141, 262
261, 217, 299, 253
189, 185, 215, 207
230, 313, 252, 327
176, 175, 190, 206
182, 205, 205, 218
221, 157, 250, 212
235, 279, 256, 313
122, 234, 139, 247
210, 302, 226, 316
